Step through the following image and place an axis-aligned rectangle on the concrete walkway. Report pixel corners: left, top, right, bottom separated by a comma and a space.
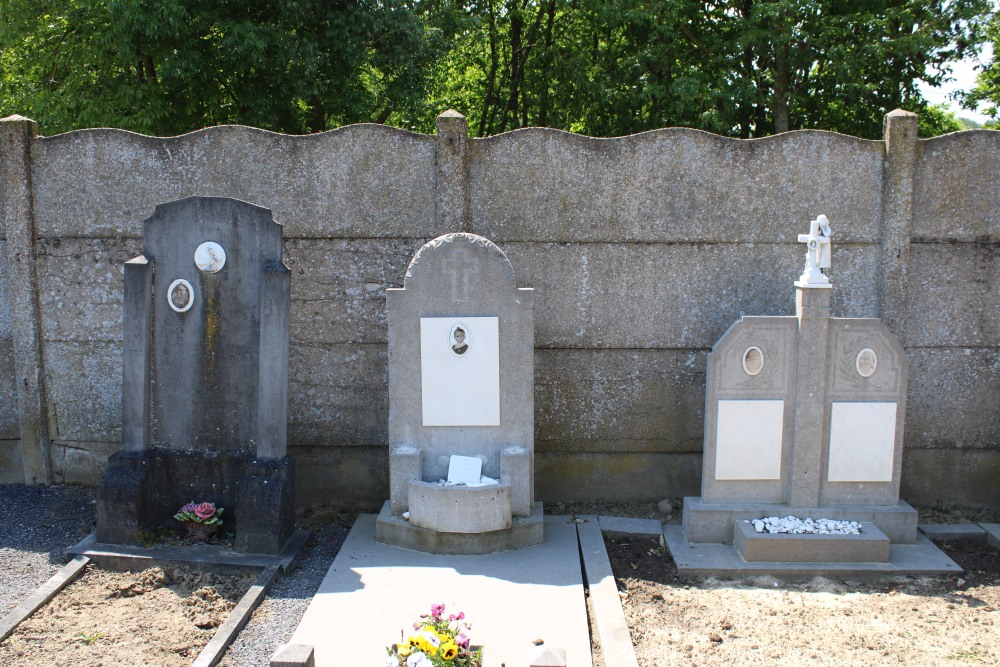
289, 514, 595, 667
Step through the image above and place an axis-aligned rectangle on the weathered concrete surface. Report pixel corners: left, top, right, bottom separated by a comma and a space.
0, 240, 18, 440
36, 238, 140, 342
913, 131, 1000, 242
878, 110, 917, 343
902, 449, 1000, 510
535, 349, 706, 455
31, 125, 439, 239
290, 445, 389, 509
905, 243, 1000, 347
436, 111, 470, 232
51, 441, 119, 486
1, 115, 51, 484
504, 242, 880, 350
287, 343, 387, 449
286, 238, 420, 345
918, 524, 987, 541
45, 341, 122, 442
469, 129, 884, 243
905, 347, 1000, 450
536, 452, 702, 502
0, 441, 24, 483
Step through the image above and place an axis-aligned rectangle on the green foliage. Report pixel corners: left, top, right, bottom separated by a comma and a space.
1, 0, 993, 138
965, 11, 1000, 120
0, 0, 443, 135
136, 527, 175, 547
76, 631, 105, 645
917, 104, 964, 137
416, 0, 992, 138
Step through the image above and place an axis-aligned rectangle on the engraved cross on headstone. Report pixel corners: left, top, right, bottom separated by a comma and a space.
441, 247, 480, 302
795, 214, 832, 288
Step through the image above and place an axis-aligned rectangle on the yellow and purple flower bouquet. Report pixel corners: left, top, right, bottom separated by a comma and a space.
386, 603, 482, 667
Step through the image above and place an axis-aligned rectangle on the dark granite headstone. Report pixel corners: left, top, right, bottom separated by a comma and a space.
97, 197, 294, 553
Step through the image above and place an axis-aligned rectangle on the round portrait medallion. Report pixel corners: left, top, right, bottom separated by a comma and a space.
167, 278, 195, 313
742, 346, 764, 376
194, 241, 227, 273
856, 348, 878, 378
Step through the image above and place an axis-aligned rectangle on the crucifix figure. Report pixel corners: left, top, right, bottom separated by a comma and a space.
796, 214, 832, 287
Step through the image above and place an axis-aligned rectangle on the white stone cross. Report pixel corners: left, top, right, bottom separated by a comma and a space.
795, 214, 832, 288
442, 248, 480, 302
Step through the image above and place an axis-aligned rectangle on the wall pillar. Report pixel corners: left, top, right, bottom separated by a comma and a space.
879, 109, 918, 343
0, 115, 51, 485
435, 110, 470, 233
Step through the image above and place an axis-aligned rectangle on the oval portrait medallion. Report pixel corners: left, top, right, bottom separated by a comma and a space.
450, 322, 470, 356
856, 348, 878, 378
167, 278, 195, 313
194, 241, 226, 273
742, 346, 764, 376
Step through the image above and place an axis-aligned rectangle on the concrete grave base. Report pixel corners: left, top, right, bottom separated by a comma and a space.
96, 448, 296, 554
663, 525, 962, 580
375, 500, 544, 554
290, 513, 592, 667
67, 528, 311, 576
918, 524, 988, 541
682, 496, 919, 545
983, 523, 1000, 550
734, 521, 890, 563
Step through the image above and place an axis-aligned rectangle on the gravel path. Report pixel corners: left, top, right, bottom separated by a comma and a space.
0, 484, 358, 666
0, 484, 96, 617
218, 511, 354, 666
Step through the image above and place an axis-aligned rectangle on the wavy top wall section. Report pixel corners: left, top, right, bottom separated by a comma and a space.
470, 127, 885, 243
914, 130, 1000, 242
31, 124, 438, 238
29, 121, 1000, 244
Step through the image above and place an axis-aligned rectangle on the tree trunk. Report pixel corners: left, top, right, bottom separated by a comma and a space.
773, 42, 790, 133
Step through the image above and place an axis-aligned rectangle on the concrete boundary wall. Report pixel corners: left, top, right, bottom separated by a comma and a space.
0, 111, 997, 511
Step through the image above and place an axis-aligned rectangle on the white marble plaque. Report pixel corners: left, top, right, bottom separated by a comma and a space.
421, 317, 500, 426
828, 402, 896, 482
447, 455, 483, 484
194, 241, 226, 273
715, 400, 784, 480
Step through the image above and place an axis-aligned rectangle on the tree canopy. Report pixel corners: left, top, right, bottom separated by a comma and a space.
1, 0, 994, 138
964, 10, 1000, 120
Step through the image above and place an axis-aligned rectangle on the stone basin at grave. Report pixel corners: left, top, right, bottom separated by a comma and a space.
403, 454, 513, 533
408, 480, 513, 533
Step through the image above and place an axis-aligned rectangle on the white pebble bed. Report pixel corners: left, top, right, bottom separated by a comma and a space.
747, 516, 862, 535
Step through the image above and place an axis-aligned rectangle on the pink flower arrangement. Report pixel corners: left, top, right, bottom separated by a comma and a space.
173, 501, 224, 525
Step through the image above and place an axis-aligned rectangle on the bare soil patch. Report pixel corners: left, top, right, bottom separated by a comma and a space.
0, 564, 252, 666
607, 536, 1000, 667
